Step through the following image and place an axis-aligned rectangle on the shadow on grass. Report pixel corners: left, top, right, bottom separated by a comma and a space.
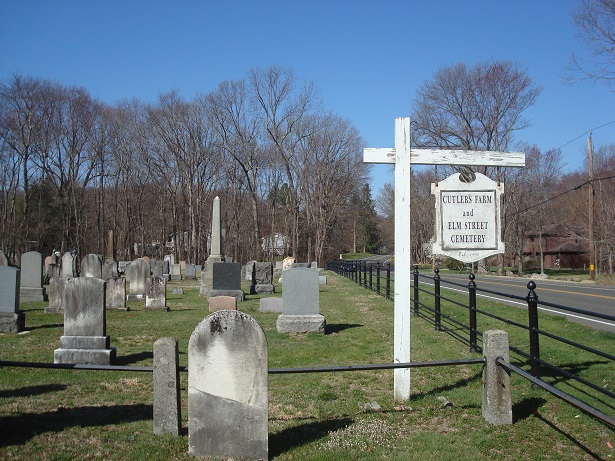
25, 323, 63, 331
114, 351, 153, 366
325, 323, 363, 335
513, 397, 547, 422
0, 403, 152, 448
0, 384, 68, 399
535, 412, 605, 460
268, 417, 353, 459
410, 369, 483, 401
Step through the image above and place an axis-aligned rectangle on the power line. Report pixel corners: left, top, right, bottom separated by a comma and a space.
505, 172, 615, 218
556, 120, 615, 151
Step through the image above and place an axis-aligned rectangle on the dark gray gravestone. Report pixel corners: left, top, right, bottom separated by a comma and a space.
209, 263, 244, 301
184, 264, 196, 280
54, 277, 116, 364
0, 266, 25, 332
188, 310, 268, 459
250, 262, 275, 295
276, 267, 324, 334
212, 263, 241, 290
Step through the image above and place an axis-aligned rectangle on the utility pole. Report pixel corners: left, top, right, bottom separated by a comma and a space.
588, 132, 595, 280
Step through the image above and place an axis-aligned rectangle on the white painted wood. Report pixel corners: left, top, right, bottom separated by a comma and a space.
364, 117, 523, 402
393, 117, 412, 401
364, 148, 525, 168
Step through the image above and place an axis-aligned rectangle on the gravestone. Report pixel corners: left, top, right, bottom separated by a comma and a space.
145, 276, 168, 311
172, 286, 184, 295
164, 254, 175, 266
259, 297, 283, 313
102, 258, 117, 280
170, 264, 181, 281
184, 264, 196, 280
106, 277, 127, 310
0, 250, 8, 266
276, 267, 325, 334
45, 277, 67, 314
127, 258, 149, 301
310, 261, 318, 269
0, 267, 25, 332
47, 263, 61, 279
81, 254, 102, 278
200, 196, 223, 297
250, 262, 275, 295
319, 275, 327, 285
244, 260, 257, 281
161, 260, 170, 281
54, 277, 116, 364
151, 263, 163, 279
208, 262, 244, 301
153, 337, 181, 436
44, 256, 52, 271
282, 257, 295, 271
19, 251, 47, 302
117, 260, 131, 277
61, 252, 77, 278
208, 295, 237, 312
188, 310, 268, 459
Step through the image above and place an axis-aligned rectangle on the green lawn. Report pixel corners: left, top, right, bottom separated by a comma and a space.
0, 273, 612, 460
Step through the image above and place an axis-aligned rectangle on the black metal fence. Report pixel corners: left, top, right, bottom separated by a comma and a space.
327, 259, 615, 427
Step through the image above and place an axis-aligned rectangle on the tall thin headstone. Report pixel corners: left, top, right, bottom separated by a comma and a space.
45, 277, 67, 314
0, 267, 25, 332
153, 337, 181, 435
145, 276, 168, 311
61, 252, 77, 278
19, 251, 46, 302
200, 196, 223, 297
127, 258, 150, 301
188, 310, 268, 459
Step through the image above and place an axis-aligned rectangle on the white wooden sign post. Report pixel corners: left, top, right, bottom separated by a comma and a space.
364, 117, 525, 401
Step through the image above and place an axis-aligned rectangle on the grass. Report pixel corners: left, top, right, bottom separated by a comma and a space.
0, 273, 613, 460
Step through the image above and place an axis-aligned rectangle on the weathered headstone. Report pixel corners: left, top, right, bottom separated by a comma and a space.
145, 276, 168, 311
164, 254, 175, 266
106, 277, 127, 310
259, 297, 283, 313
0, 250, 8, 266
319, 275, 327, 285
54, 277, 116, 364
47, 263, 61, 279
102, 258, 117, 280
19, 251, 46, 302
250, 262, 275, 295
127, 258, 150, 301
0, 267, 25, 332
208, 295, 237, 312
61, 252, 77, 278
170, 264, 181, 281
153, 337, 181, 436
184, 264, 196, 280
244, 260, 257, 281
45, 276, 67, 314
188, 310, 268, 459
276, 267, 325, 334
172, 286, 184, 295
151, 263, 163, 279
208, 262, 244, 301
81, 254, 102, 279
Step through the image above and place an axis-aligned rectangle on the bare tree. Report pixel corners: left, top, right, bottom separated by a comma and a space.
569, 0, 615, 89
248, 65, 319, 258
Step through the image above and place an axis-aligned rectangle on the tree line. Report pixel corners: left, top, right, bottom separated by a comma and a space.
0, 66, 378, 266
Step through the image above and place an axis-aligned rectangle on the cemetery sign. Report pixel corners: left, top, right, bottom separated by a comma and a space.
432, 172, 504, 263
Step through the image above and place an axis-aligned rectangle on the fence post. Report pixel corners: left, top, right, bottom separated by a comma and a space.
413, 264, 419, 316
469, 273, 477, 352
376, 264, 381, 295
482, 330, 513, 425
368, 263, 373, 291
358, 261, 362, 285
386, 262, 391, 300
434, 268, 441, 331
526, 281, 540, 380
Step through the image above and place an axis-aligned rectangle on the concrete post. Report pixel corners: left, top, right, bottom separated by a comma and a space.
153, 337, 181, 435
482, 329, 513, 425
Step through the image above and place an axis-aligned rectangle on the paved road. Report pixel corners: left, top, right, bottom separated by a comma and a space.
356, 257, 615, 332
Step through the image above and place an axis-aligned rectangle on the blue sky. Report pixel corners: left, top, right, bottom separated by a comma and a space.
1, 0, 613, 195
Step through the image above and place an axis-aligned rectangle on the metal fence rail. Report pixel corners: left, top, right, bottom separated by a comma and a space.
327, 259, 615, 426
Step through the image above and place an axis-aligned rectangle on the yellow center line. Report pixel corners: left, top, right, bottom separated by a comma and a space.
474, 279, 615, 300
